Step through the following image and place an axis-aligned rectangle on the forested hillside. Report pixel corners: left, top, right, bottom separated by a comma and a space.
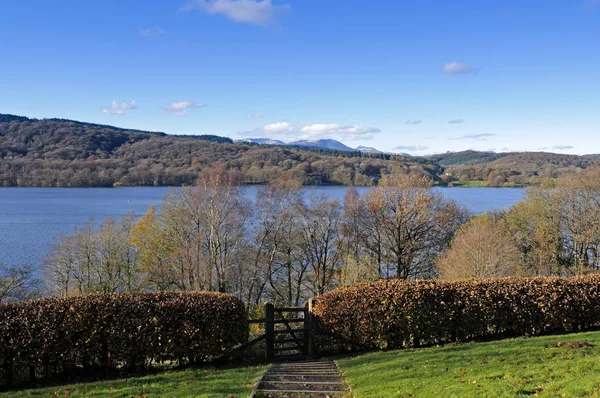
0, 114, 436, 187
1, 114, 596, 187
434, 151, 598, 187
427, 150, 512, 166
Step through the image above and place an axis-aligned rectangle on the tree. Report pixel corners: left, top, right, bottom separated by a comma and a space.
130, 166, 251, 295
247, 179, 303, 305
251, 178, 307, 306
437, 213, 520, 279
503, 185, 564, 275
299, 194, 342, 296
362, 173, 467, 279
0, 264, 39, 303
338, 187, 380, 285
504, 168, 600, 276
44, 213, 141, 295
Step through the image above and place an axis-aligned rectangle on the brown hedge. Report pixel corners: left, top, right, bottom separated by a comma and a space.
0, 291, 248, 388
312, 276, 600, 354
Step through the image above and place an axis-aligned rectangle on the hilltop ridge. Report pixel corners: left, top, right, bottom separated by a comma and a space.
0, 113, 432, 187
0, 113, 596, 188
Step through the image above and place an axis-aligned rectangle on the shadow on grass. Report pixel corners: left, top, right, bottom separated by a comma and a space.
0, 361, 265, 396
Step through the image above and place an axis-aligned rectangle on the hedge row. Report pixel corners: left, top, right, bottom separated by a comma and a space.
312, 276, 600, 354
0, 292, 248, 387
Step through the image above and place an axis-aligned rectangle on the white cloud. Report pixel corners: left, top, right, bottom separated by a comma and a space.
161, 101, 206, 116
300, 123, 381, 140
246, 113, 263, 118
405, 120, 422, 125
393, 145, 429, 152
102, 109, 125, 115
263, 122, 294, 133
452, 133, 496, 141
442, 61, 479, 74
140, 27, 166, 37
552, 145, 575, 150
180, 0, 291, 26
247, 122, 381, 141
102, 100, 137, 115
449, 119, 465, 124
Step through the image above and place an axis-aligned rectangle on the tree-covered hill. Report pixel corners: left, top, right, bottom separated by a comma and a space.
434, 151, 598, 186
0, 114, 436, 187
1, 114, 597, 188
426, 150, 513, 167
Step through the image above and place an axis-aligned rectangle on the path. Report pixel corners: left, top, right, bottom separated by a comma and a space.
250, 359, 351, 397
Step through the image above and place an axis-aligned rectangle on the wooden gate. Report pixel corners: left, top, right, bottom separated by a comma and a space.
264, 301, 313, 360
244, 300, 314, 361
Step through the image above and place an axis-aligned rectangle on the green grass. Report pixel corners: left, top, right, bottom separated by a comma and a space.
0, 364, 267, 398
337, 331, 600, 397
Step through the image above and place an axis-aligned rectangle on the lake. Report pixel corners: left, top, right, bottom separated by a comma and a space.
0, 186, 526, 270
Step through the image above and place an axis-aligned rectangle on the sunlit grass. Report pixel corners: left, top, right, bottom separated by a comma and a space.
337, 331, 600, 397
0, 364, 267, 398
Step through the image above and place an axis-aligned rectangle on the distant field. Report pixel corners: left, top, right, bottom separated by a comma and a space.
0, 364, 266, 398
452, 180, 488, 187
337, 331, 600, 397
446, 179, 533, 187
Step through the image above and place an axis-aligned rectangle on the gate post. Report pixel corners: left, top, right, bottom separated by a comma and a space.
306, 299, 314, 358
265, 303, 274, 360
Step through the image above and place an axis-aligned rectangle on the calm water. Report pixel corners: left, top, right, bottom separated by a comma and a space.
0, 186, 525, 270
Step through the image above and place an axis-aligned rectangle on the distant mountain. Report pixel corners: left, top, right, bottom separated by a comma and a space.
356, 146, 382, 154
287, 139, 355, 152
238, 137, 386, 153
238, 138, 285, 146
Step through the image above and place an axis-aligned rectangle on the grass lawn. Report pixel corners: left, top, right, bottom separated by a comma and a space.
337, 331, 600, 397
0, 364, 267, 398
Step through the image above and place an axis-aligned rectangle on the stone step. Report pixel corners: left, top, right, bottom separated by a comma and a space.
253, 392, 350, 398
251, 359, 351, 398
260, 381, 347, 392
263, 375, 343, 383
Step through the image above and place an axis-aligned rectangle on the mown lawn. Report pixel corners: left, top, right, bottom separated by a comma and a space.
0, 364, 267, 398
337, 331, 600, 397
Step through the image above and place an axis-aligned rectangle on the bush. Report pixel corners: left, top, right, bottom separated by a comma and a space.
0, 292, 248, 388
312, 276, 600, 354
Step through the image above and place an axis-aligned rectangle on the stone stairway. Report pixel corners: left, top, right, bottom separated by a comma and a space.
251, 360, 351, 398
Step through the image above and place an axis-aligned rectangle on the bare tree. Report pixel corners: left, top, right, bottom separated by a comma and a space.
299, 194, 342, 296
0, 264, 39, 303
195, 167, 251, 293
338, 187, 380, 285
131, 166, 251, 295
362, 173, 467, 279
248, 178, 304, 307
44, 213, 141, 295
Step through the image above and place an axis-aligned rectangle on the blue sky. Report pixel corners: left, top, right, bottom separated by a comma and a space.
1, 0, 599, 154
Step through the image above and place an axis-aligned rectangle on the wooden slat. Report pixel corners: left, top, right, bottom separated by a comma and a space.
274, 338, 299, 344
274, 307, 305, 312
273, 328, 306, 335
273, 317, 304, 324
274, 346, 302, 353
235, 334, 266, 351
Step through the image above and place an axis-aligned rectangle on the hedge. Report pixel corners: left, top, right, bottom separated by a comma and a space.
0, 292, 248, 388
312, 276, 600, 354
